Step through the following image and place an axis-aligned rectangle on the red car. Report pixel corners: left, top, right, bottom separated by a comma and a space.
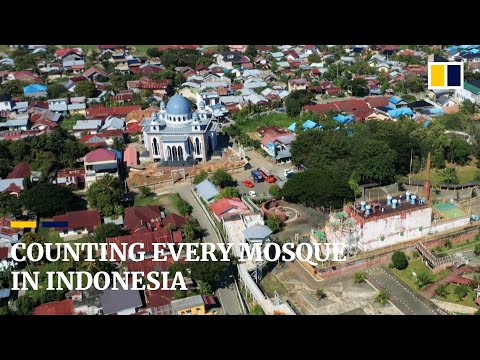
243, 179, 255, 188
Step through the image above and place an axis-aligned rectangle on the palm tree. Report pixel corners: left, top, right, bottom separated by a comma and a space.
435, 284, 448, 298
354, 271, 366, 284
375, 290, 389, 306
315, 289, 326, 300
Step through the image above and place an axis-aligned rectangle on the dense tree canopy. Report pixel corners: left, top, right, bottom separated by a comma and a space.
74, 80, 97, 98
93, 223, 126, 243
47, 83, 68, 98
161, 49, 202, 69
20, 183, 82, 217
391, 251, 409, 270
210, 169, 236, 188
86, 175, 124, 216
284, 90, 311, 117
281, 169, 354, 209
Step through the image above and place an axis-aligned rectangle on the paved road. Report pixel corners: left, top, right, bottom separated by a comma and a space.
153, 181, 245, 314
366, 267, 440, 315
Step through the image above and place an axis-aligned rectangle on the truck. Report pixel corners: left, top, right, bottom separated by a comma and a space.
251, 169, 264, 183
258, 167, 276, 183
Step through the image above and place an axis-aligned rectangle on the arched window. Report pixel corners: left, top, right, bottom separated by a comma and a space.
172, 146, 178, 161
178, 146, 183, 160
152, 138, 159, 156
167, 146, 171, 160
195, 138, 200, 155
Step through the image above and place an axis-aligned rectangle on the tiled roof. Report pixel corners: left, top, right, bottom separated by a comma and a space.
123, 205, 161, 232
7, 162, 31, 179
84, 148, 117, 162
124, 146, 138, 167
86, 105, 141, 119
33, 299, 74, 315
209, 197, 248, 218
107, 229, 173, 261
162, 213, 187, 229
0, 246, 9, 260
53, 210, 101, 232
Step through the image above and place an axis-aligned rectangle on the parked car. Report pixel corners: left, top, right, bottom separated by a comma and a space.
248, 190, 257, 197
284, 169, 294, 178
243, 179, 255, 188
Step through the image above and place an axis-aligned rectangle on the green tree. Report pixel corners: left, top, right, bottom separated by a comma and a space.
138, 186, 151, 198
404, 76, 425, 93
93, 223, 126, 243
308, 53, 322, 63
62, 138, 88, 168
47, 83, 68, 98
444, 239, 453, 249
189, 251, 228, 289
193, 170, 208, 184
215, 186, 240, 200
347, 78, 368, 97
173, 289, 188, 300
415, 271, 434, 289
210, 168, 236, 188
0, 306, 11, 315
440, 168, 459, 184
284, 90, 311, 117
20, 233, 46, 264
20, 183, 81, 217
74, 80, 97, 98
269, 184, 282, 200
265, 215, 282, 234
0, 192, 22, 217
111, 137, 123, 152
146, 48, 162, 58
249, 304, 265, 315
109, 72, 128, 91
375, 290, 389, 306
432, 149, 445, 169
281, 169, 354, 209
32, 150, 56, 176
161, 49, 201, 68
15, 295, 37, 315
199, 282, 213, 295
435, 284, 448, 298
461, 99, 476, 115
447, 138, 471, 165
353, 139, 397, 185
391, 251, 409, 270
474, 243, 480, 256
171, 193, 192, 216
0, 80, 24, 96
182, 219, 203, 243
85, 174, 124, 217
453, 284, 470, 301
315, 288, 326, 299
354, 271, 366, 284
245, 45, 258, 59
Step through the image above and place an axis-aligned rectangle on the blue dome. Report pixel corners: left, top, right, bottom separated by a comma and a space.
166, 94, 191, 115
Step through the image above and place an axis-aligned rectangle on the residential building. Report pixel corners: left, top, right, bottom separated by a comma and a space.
123, 205, 162, 233
288, 78, 309, 92
209, 197, 249, 221
141, 94, 218, 164
0, 217, 23, 245
171, 294, 207, 315
0, 119, 29, 131
195, 179, 220, 203
455, 80, 480, 105
32, 299, 74, 315
55, 168, 85, 188
100, 287, 143, 315
162, 213, 187, 229
53, 209, 101, 241
84, 148, 120, 188
216, 52, 250, 69
124, 145, 138, 168
47, 98, 68, 114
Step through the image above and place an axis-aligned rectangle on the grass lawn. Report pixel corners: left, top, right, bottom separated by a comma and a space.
409, 163, 478, 186
260, 271, 288, 298
390, 259, 451, 292
237, 113, 295, 133
36, 220, 61, 243
435, 283, 478, 308
134, 193, 176, 213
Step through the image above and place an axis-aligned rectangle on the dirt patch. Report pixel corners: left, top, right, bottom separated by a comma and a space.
127, 148, 245, 188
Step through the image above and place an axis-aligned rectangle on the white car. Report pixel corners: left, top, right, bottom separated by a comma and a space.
248, 190, 257, 197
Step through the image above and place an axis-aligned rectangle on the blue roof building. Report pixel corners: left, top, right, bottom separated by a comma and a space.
243, 225, 273, 243
288, 119, 320, 132
387, 108, 413, 119
23, 84, 47, 95
196, 179, 220, 203
333, 114, 353, 124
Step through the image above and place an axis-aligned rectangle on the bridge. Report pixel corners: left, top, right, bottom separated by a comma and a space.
415, 242, 467, 272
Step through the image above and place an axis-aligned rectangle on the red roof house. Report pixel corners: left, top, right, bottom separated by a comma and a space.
209, 197, 249, 220
7, 162, 31, 179
53, 210, 101, 233
123, 205, 161, 233
84, 148, 117, 163
86, 105, 141, 120
162, 213, 187, 229
33, 299, 74, 315
124, 145, 138, 167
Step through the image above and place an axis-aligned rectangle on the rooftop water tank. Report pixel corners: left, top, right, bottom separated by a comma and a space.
392, 199, 398, 209
411, 195, 417, 205
406, 191, 411, 200
365, 204, 372, 215
387, 195, 392, 205
360, 201, 366, 211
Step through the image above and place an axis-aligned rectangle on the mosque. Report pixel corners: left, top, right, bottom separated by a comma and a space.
140, 94, 218, 165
